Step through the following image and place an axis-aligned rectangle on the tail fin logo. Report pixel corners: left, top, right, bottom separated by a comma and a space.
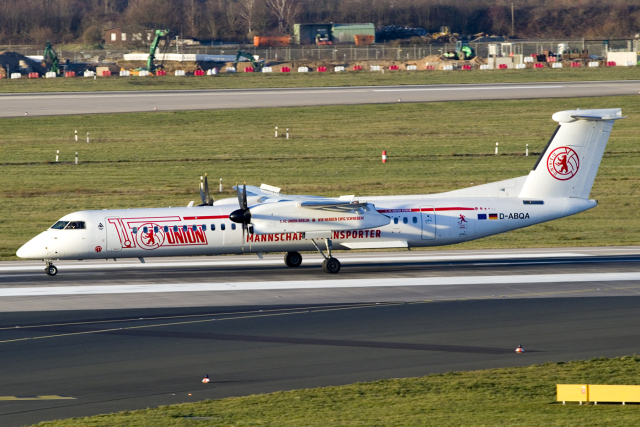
547, 146, 579, 180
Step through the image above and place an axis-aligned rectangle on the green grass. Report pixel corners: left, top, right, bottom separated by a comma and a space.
1, 95, 639, 259
0, 66, 639, 92
29, 356, 640, 426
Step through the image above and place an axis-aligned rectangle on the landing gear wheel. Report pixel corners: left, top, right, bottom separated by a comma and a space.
322, 257, 341, 274
45, 265, 58, 276
284, 251, 302, 268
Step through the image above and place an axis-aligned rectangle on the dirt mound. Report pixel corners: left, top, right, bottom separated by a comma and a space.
0, 51, 46, 75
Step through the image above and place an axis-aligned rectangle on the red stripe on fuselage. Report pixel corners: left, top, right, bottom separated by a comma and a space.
377, 207, 475, 213
182, 215, 229, 220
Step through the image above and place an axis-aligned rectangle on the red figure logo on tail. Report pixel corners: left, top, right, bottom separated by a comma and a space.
547, 146, 579, 180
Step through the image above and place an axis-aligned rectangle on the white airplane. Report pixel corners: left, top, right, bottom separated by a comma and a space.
17, 108, 624, 276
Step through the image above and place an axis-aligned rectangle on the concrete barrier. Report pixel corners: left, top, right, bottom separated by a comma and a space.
207, 68, 219, 75
225, 67, 236, 73
174, 70, 186, 76
10, 73, 21, 79
334, 66, 345, 72
83, 71, 95, 77
552, 63, 563, 68
119, 70, 130, 76
588, 61, 599, 67
45, 71, 57, 78
406, 65, 417, 71
515, 64, 526, 69
370, 65, 382, 71
297, 67, 309, 72
524, 56, 534, 63
261, 67, 273, 72
138, 70, 150, 77
479, 64, 489, 70
626, 61, 636, 66
442, 65, 453, 70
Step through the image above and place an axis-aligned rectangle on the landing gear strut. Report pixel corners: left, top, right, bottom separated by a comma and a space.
311, 239, 341, 274
45, 261, 58, 276
284, 251, 303, 267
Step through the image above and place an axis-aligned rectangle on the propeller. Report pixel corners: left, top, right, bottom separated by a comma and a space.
229, 182, 252, 248
199, 174, 214, 206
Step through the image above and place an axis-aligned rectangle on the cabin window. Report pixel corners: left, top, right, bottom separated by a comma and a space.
202, 224, 207, 231
154, 226, 159, 233
132, 227, 138, 234
65, 221, 85, 229
210, 224, 215, 231
173, 225, 178, 232
413, 217, 418, 224
231, 224, 236, 230
403, 217, 408, 224
143, 226, 149, 234
393, 217, 398, 225
164, 226, 169, 233
51, 221, 69, 229
221, 224, 226, 231
192, 225, 197, 232
183, 225, 188, 232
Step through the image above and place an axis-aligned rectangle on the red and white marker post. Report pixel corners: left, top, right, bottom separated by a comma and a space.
382, 150, 387, 163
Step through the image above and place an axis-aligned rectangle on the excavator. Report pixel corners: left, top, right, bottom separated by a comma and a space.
443, 41, 476, 60
232, 50, 265, 72
43, 41, 60, 75
147, 29, 170, 74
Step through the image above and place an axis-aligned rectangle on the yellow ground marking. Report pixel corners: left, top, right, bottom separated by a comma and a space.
0, 395, 75, 401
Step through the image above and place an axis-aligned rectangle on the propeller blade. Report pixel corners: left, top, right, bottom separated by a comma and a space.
242, 182, 248, 210
204, 173, 212, 205
236, 182, 243, 208
199, 176, 206, 205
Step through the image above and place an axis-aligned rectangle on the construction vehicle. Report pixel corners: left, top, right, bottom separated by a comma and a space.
147, 29, 170, 73
315, 29, 332, 45
430, 26, 459, 43
232, 50, 265, 72
42, 41, 60, 75
455, 41, 475, 60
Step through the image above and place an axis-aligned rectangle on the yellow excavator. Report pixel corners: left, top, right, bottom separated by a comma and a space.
430, 26, 459, 43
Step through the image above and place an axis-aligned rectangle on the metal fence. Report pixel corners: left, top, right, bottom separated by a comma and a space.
1, 39, 633, 63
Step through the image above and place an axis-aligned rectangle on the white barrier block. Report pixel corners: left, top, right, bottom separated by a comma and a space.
119, 70, 130, 76
138, 70, 150, 77
524, 56, 534, 63
45, 71, 57, 78
588, 61, 599, 68
225, 67, 236, 73
297, 67, 309, 72
174, 70, 186, 76
370, 65, 382, 71
552, 63, 563, 68
10, 73, 21, 79
207, 68, 219, 75
442, 65, 453, 71
83, 71, 96, 77
406, 65, 418, 71
479, 64, 490, 70
515, 64, 526, 69
334, 66, 345, 72
626, 61, 636, 66
261, 67, 273, 73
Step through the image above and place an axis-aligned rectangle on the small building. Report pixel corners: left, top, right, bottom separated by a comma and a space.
293, 23, 375, 45
104, 27, 156, 45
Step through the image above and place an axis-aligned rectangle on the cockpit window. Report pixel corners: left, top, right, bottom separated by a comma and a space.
65, 221, 86, 230
51, 221, 69, 229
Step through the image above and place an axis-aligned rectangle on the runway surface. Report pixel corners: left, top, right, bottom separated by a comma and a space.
3, 246, 640, 426
2, 80, 639, 117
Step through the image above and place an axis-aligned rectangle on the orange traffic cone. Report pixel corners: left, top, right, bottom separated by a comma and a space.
202, 374, 210, 383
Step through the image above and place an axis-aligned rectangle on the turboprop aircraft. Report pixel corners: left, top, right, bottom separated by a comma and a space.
17, 108, 624, 276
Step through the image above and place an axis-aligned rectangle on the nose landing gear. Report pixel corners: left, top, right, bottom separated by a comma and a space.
45, 261, 58, 276
311, 238, 341, 274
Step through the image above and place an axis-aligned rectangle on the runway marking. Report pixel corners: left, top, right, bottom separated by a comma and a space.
0, 396, 75, 401
2, 271, 640, 297
372, 85, 564, 92
0, 252, 589, 272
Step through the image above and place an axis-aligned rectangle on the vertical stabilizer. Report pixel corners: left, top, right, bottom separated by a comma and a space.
519, 108, 624, 199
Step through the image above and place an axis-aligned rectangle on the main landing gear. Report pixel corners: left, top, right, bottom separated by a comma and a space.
45, 261, 58, 276
284, 251, 303, 268
311, 239, 341, 274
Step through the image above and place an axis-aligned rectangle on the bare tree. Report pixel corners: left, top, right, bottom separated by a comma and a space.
239, 0, 255, 35
265, 0, 299, 34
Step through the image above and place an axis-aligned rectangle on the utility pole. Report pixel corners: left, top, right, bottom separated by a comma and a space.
511, 3, 515, 37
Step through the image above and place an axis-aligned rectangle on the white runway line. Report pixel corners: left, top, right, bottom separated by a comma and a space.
372, 85, 564, 92
1, 272, 638, 297
0, 253, 588, 272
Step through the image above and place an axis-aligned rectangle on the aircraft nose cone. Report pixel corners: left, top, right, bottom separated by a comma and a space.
229, 209, 251, 224
16, 236, 47, 259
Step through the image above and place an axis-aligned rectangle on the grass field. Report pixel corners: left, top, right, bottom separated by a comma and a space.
0, 66, 639, 93
29, 356, 640, 427
1, 95, 639, 259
